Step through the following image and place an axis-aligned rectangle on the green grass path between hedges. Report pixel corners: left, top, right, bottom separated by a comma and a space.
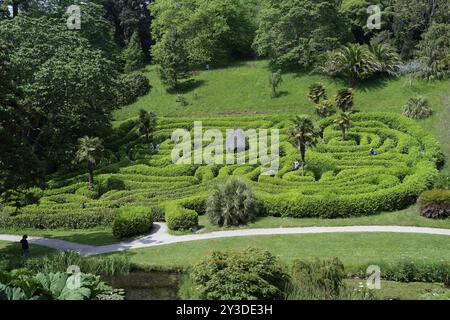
107, 232, 450, 270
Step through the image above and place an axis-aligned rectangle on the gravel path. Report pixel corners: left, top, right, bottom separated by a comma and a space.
1, 223, 449, 256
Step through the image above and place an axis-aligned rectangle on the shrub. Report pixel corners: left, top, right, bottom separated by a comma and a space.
116, 72, 150, 106
165, 202, 198, 231
206, 177, 257, 227
183, 247, 289, 300
417, 189, 450, 219
112, 206, 154, 238
402, 96, 433, 119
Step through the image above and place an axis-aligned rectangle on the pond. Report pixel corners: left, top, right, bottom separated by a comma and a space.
104, 270, 181, 300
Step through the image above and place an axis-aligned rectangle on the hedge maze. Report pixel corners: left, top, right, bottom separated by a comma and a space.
0, 112, 442, 231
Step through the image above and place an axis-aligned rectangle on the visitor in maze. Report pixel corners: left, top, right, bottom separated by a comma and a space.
370, 147, 377, 156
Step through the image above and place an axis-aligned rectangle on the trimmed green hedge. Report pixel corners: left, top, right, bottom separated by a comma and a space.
112, 206, 154, 238
165, 202, 198, 230
0, 209, 116, 229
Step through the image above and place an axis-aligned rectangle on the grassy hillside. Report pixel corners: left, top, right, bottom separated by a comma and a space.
114, 60, 450, 167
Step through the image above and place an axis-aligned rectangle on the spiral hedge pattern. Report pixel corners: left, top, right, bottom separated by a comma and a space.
0, 112, 442, 229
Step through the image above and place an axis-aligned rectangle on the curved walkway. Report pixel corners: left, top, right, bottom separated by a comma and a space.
1, 224, 450, 256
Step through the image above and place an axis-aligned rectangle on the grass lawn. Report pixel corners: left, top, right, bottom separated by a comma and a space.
114, 60, 450, 169
0, 240, 55, 269
107, 232, 450, 270
192, 205, 450, 234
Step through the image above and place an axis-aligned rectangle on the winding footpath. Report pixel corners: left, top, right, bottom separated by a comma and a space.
1, 223, 450, 256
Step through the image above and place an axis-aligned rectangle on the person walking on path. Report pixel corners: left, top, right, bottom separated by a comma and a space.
20, 235, 29, 256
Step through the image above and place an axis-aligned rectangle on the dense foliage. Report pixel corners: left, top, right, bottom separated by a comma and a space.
253, 0, 350, 70
112, 206, 154, 238
186, 247, 289, 300
417, 189, 450, 219
0, 269, 124, 300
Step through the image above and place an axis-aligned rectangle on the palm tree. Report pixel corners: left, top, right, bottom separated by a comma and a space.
75, 136, 104, 191
335, 88, 354, 112
317, 44, 380, 86
334, 112, 352, 141
206, 177, 257, 227
308, 82, 327, 104
369, 43, 401, 76
289, 115, 321, 176
138, 109, 157, 143
402, 96, 433, 119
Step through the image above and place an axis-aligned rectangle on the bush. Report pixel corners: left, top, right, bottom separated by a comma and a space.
206, 177, 257, 227
417, 189, 450, 219
112, 206, 154, 238
165, 202, 198, 231
116, 72, 150, 106
402, 96, 433, 119
183, 247, 289, 300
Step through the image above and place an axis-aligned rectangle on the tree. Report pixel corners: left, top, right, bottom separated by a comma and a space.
334, 112, 352, 141
416, 23, 450, 81
316, 44, 380, 86
308, 83, 327, 104
151, 0, 258, 67
75, 137, 104, 191
289, 115, 321, 176
0, 40, 41, 198
138, 109, 157, 143
206, 177, 257, 227
369, 43, 401, 76
268, 69, 283, 98
102, 0, 152, 61
335, 88, 354, 112
124, 31, 145, 73
154, 28, 191, 90
253, 0, 351, 69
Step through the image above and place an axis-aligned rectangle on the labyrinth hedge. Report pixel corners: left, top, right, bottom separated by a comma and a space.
0, 112, 442, 230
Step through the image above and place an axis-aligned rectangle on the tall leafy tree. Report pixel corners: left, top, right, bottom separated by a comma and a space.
151, 0, 259, 67
124, 31, 145, 73
154, 27, 191, 90
76, 137, 104, 191
253, 0, 351, 69
416, 23, 450, 81
102, 0, 152, 61
289, 115, 321, 176
0, 40, 41, 197
138, 109, 157, 143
